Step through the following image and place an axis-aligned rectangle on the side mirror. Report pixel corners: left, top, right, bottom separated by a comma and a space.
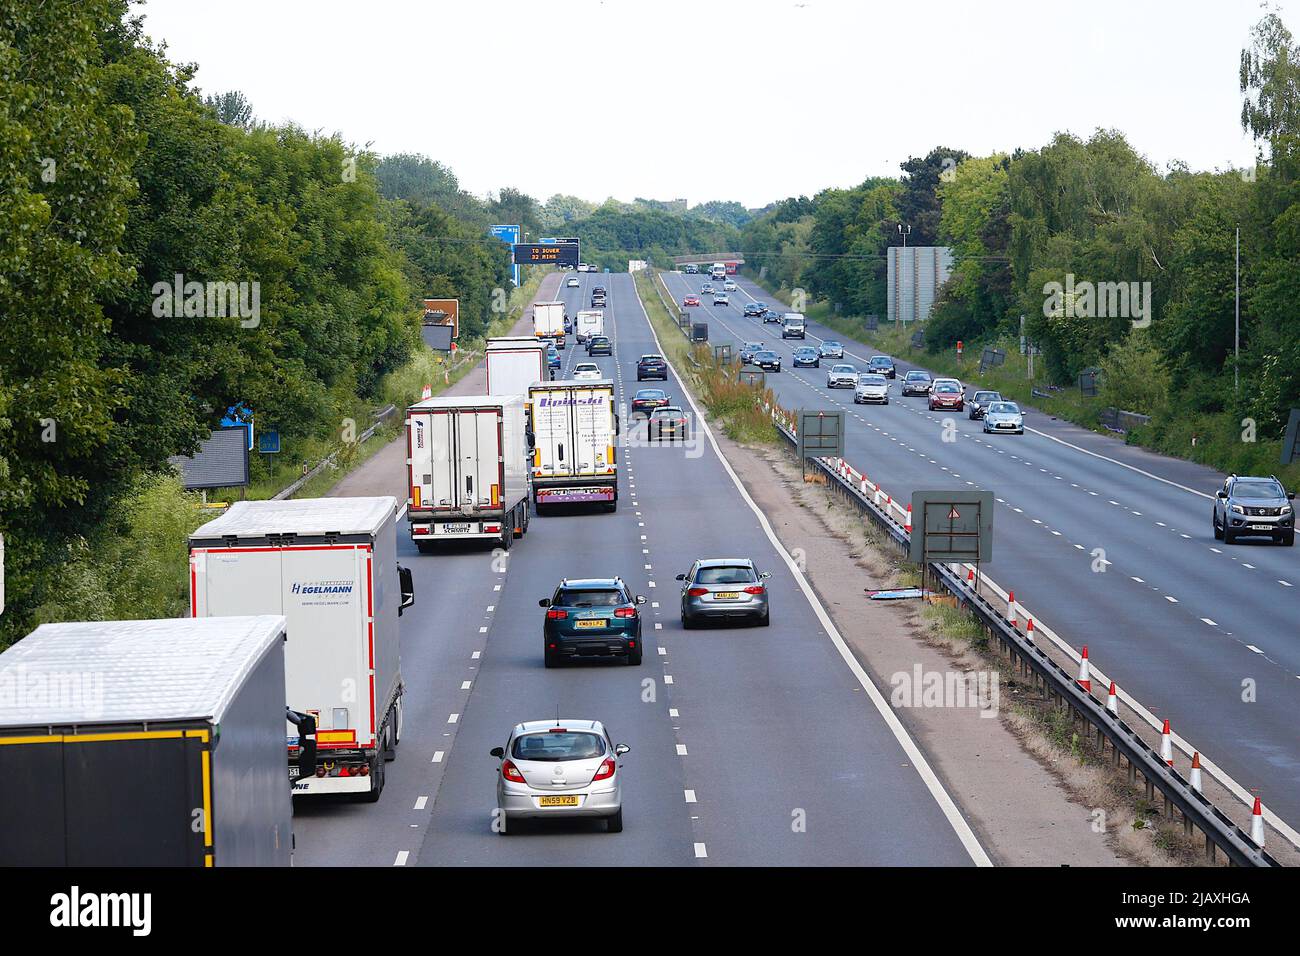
1216, 490, 1228, 499
539, 598, 551, 608
760, 571, 772, 579
1289, 492, 1296, 500
398, 564, 415, 616
635, 595, 647, 605
489, 747, 504, 759
674, 573, 686, 581
614, 744, 630, 756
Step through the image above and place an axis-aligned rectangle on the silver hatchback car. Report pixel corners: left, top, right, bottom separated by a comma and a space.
676, 557, 772, 627
491, 720, 630, 833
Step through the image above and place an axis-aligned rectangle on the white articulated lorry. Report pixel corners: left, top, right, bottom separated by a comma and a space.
486, 337, 549, 395
527, 379, 619, 513
189, 496, 413, 803
574, 309, 605, 344
0, 616, 296, 866
406, 394, 531, 551
532, 300, 567, 348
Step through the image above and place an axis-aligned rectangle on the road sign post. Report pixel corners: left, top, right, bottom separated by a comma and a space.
796, 410, 845, 482
908, 490, 994, 603
489, 224, 521, 285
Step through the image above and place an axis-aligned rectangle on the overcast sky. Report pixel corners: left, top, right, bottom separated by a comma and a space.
139, 0, 1289, 209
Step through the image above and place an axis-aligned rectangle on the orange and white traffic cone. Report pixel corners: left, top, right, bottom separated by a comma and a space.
1160, 719, 1174, 767
1106, 681, 1119, 717
1189, 752, 1203, 793
1251, 797, 1266, 848
966, 567, 975, 585
1009, 589, 1018, 629
1077, 645, 1091, 693
905, 504, 912, 534
1025, 617, 1035, 642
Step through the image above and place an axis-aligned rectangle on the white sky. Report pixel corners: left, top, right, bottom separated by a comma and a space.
138, 0, 1288, 209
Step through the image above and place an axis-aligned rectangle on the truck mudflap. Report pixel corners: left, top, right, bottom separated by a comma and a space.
290, 768, 375, 795
535, 485, 616, 504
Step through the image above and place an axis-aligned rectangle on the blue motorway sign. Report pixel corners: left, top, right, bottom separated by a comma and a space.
221, 403, 254, 451
490, 224, 521, 286
258, 430, 281, 455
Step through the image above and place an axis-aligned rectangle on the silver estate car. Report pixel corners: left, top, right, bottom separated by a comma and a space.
491, 720, 630, 833
677, 557, 772, 627
854, 373, 890, 404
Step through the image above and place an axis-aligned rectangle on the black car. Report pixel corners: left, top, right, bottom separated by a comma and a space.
792, 346, 820, 368
868, 355, 896, 379
631, 388, 671, 417
743, 302, 766, 317
587, 335, 612, 356
752, 350, 781, 372
761, 309, 783, 324
636, 354, 668, 380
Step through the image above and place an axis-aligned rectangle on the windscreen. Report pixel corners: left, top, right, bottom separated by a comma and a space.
512, 732, 606, 762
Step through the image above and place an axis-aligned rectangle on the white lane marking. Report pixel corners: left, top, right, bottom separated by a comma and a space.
684, 789, 697, 803
1243, 563, 1255, 569
645, 564, 653, 570
635, 276, 992, 867
432, 751, 444, 763
676, 743, 688, 755
394, 851, 410, 866
658, 646, 667, 654
1024, 424, 1215, 500
655, 622, 663, 630
1247, 645, 1264, 654
1132, 576, 1145, 583
1165, 596, 1179, 603
493, 584, 501, 591
486, 605, 495, 612
694, 842, 708, 859
664, 675, 674, 684
1201, 618, 1218, 626
460, 680, 472, 690
1281, 580, 1293, 587
648, 581, 656, 587
447, 713, 459, 724
669, 708, 679, 717
471, 651, 481, 659
479, 626, 488, 633
651, 601, 659, 607
414, 796, 428, 810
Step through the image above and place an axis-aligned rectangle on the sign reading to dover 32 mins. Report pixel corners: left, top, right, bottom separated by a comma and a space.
908, 489, 994, 565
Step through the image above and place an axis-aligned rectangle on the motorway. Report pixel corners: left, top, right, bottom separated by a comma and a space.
294, 271, 989, 866
659, 270, 1300, 836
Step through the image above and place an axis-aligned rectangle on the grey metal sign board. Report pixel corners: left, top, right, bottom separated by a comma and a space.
911, 330, 924, 348
796, 410, 844, 460
169, 426, 250, 490
738, 370, 766, 388
1281, 408, 1300, 465
421, 323, 454, 351
712, 344, 731, 364
908, 489, 993, 564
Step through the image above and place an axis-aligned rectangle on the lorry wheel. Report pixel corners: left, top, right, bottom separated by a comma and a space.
499, 523, 513, 551
512, 504, 525, 539
416, 541, 436, 555
362, 755, 384, 803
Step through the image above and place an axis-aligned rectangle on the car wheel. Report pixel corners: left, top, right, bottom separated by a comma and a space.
606, 807, 624, 833
1281, 530, 1295, 547
681, 611, 695, 630
1224, 528, 1237, 545
883, 399, 889, 405
758, 611, 770, 627
544, 647, 558, 668
627, 646, 642, 665
1213, 513, 1224, 540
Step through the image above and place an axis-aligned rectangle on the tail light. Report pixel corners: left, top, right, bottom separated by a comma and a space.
744, 585, 765, 595
687, 587, 708, 597
591, 758, 616, 782
614, 607, 637, 618
502, 760, 526, 783
546, 609, 568, 620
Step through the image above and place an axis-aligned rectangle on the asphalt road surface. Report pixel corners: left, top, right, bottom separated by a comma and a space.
293, 271, 987, 866
660, 270, 1300, 836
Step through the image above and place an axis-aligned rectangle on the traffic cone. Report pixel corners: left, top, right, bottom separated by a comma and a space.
1106, 681, 1119, 717
421, 384, 432, 400
1076, 646, 1091, 693
1160, 719, 1174, 767
1250, 797, 1266, 848
905, 504, 912, 534
1009, 590, 1017, 629
966, 567, 975, 585
1189, 752, 1203, 793
1025, 617, 1034, 642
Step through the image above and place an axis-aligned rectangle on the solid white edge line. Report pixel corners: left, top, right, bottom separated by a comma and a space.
633, 273, 992, 867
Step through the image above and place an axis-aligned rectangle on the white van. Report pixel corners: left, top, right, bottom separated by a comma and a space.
710, 262, 727, 281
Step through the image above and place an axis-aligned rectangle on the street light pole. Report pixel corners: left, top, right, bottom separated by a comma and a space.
1235, 225, 1240, 394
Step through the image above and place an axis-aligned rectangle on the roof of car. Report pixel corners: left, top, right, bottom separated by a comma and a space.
695, 557, 756, 567
639, 354, 664, 360
870, 355, 893, 362
906, 369, 931, 377
558, 577, 623, 589
515, 719, 603, 735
